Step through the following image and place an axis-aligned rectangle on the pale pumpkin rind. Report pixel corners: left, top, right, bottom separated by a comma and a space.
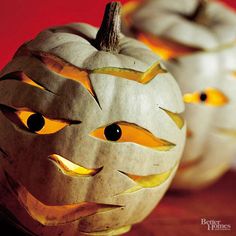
122, 0, 236, 189
0, 3, 185, 235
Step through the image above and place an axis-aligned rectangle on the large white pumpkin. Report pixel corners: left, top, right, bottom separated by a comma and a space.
0, 2, 185, 235
122, 0, 236, 189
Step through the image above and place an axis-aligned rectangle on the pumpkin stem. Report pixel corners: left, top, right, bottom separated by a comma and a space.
187, 0, 208, 22
95, 2, 121, 53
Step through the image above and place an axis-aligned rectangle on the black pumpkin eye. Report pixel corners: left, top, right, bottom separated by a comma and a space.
199, 92, 207, 102
27, 113, 45, 132
104, 124, 122, 141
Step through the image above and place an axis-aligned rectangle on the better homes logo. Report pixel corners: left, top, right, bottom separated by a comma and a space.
201, 218, 231, 231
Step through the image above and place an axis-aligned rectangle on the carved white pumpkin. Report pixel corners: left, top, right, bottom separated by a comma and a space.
122, 0, 236, 189
0, 2, 185, 235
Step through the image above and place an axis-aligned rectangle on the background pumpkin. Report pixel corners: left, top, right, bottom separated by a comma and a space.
122, 0, 236, 190
0, 2, 185, 235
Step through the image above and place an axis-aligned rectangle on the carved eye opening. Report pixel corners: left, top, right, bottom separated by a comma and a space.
183, 88, 228, 107
16, 110, 70, 134
90, 122, 175, 151
1, 105, 79, 135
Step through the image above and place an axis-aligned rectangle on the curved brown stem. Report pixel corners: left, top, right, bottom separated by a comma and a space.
95, 2, 121, 53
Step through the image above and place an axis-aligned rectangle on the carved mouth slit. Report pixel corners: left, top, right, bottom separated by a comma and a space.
5, 172, 122, 226
49, 154, 103, 177
119, 164, 176, 194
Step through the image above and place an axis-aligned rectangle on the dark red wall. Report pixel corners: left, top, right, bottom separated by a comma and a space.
0, 0, 235, 70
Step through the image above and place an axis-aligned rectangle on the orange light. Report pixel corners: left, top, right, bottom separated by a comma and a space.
160, 108, 184, 129
37, 52, 95, 97
231, 71, 236, 78
92, 61, 166, 84
0, 72, 45, 90
120, 164, 176, 194
21, 73, 45, 90
6, 172, 121, 226
183, 88, 228, 106
49, 154, 102, 177
91, 122, 175, 151
16, 110, 69, 134
35, 51, 167, 86
137, 33, 200, 60
122, 1, 140, 27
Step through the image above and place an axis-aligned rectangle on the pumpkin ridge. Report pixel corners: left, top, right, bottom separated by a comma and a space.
49, 27, 93, 45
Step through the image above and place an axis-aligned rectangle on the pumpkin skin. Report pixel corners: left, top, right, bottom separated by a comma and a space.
0, 3, 185, 235
122, 0, 236, 190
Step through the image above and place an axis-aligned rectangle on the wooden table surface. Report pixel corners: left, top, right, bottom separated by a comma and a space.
126, 170, 236, 236
0, 171, 235, 236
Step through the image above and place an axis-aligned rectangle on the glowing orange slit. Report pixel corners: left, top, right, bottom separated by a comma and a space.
122, 1, 140, 27
91, 122, 175, 151
160, 108, 184, 129
49, 154, 102, 177
5, 172, 121, 226
137, 33, 200, 60
0, 72, 45, 90
20, 73, 45, 90
92, 61, 167, 84
120, 164, 176, 194
37, 52, 95, 97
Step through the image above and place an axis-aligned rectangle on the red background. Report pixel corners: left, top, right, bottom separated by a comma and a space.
0, 0, 236, 70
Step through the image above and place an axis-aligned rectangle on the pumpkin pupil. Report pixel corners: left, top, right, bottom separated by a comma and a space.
200, 92, 207, 102
104, 124, 122, 141
27, 113, 45, 132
